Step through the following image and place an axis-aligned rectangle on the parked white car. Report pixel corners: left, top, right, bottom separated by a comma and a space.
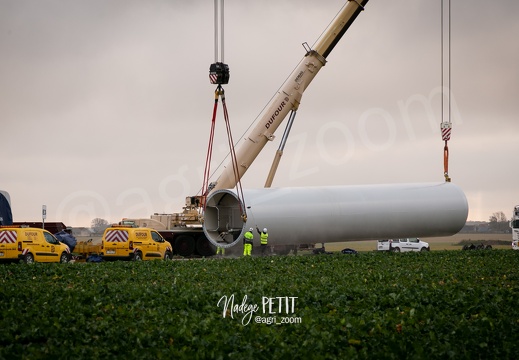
377, 238, 430, 252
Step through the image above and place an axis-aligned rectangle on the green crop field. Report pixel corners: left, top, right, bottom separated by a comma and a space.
1, 251, 518, 359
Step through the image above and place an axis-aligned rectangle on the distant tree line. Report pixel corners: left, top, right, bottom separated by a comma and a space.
488, 211, 510, 233
91, 218, 109, 235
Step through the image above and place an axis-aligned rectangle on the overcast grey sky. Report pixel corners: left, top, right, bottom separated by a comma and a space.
2, 0, 518, 227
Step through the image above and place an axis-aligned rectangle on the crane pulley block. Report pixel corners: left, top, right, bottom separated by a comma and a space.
209, 62, 230, 85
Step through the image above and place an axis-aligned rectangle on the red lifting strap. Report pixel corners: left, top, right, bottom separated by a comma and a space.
221, 93, 246, 218
201, 90, 220, 210
201, 86, 247, 220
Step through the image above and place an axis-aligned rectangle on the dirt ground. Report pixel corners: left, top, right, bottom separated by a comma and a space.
324, 233, 513, 252
76, 233, 513, 254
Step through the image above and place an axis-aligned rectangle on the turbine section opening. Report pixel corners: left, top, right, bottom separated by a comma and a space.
203, 189, 246, 248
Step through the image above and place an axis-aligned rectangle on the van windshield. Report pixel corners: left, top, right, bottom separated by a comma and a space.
44, 233, 60, 245
151, 231, 164, 242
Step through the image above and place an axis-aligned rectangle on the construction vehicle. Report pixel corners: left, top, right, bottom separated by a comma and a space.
0, 226, 71, 264
511, 205, 519, 250
72, 239, 103, 261
125, 0, 467, 255
9, 221, 101, 261
122, 0, 371, 256
12, 221, 67, 234
101, 225, 173, 261
0, 191, 13, 226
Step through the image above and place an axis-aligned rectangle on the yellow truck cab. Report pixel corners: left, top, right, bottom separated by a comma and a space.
0, 226, 71, 263
102, 225, 173, 261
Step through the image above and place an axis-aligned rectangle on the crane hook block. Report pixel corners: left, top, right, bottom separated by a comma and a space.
441, 122, 452, 141
209, 62, 230, 85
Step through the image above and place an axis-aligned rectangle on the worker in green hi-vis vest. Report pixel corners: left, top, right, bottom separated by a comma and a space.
216, 246, 225, 256
243, 228, 254, 256
256, 226, 269, 256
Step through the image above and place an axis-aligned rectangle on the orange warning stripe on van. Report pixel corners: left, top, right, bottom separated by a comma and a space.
0, 230, 17, 244
105, 230, 129, 242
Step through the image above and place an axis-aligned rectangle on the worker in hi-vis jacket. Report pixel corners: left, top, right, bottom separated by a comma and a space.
256, 226, 269, 256
243, 228, 254, 256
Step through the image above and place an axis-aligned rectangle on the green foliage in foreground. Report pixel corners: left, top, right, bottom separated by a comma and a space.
1, 251, 518, 359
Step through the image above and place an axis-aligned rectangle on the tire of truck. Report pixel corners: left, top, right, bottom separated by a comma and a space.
174, 235, 195, 257
420, 247, 429, 252
133, 250, 143, 261
392, 247, 401, 252
164, 251, 173, 260
196, 235, 215, 257
274, 245, 291, 256
23, 253, 35, 264
60, 252, 70, 263
485, 245, 492, 250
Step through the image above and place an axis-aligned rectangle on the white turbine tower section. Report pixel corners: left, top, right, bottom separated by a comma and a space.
203, 183, 468, 248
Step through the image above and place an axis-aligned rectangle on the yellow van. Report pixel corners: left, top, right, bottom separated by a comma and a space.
101, 226, 173, 261
0, 226, 71, 263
